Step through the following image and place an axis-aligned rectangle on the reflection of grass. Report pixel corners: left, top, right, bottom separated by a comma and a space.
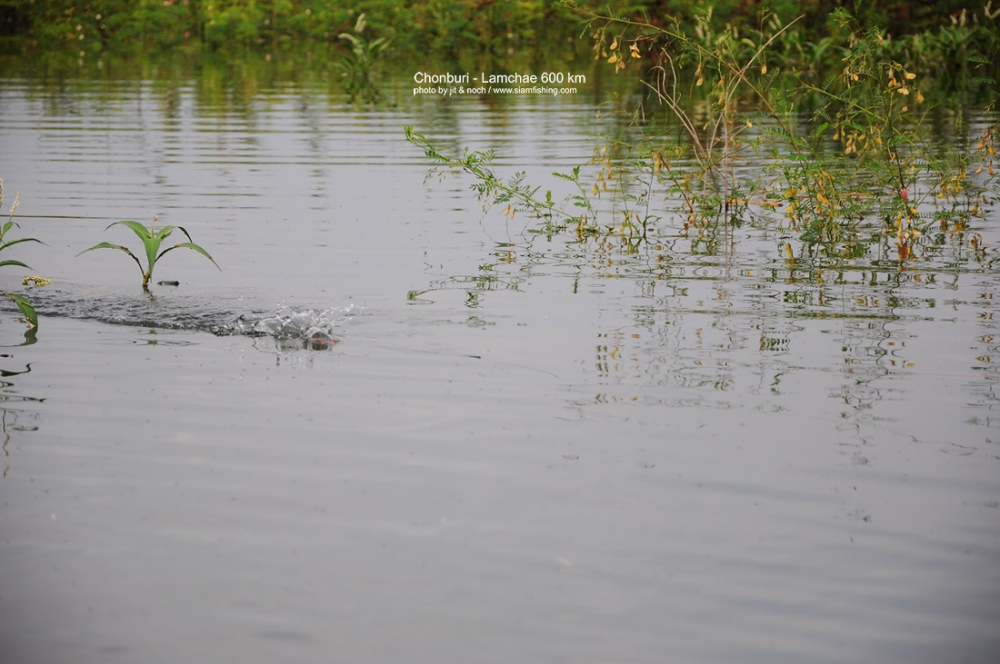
0, 362, 42, 478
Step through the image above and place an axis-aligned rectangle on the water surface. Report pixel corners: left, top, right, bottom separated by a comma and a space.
0, 64, 998, 664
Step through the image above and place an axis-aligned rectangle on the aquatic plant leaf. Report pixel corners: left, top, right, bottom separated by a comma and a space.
110, 219, 153, 241
80, 241, 122, 252
174, 226, 196, 243
77, 241, 145, 274
156, 242, 221, 271
143, 234, 163, 273
0, 259, 31, 269
79, 241, 135, 255
158, 227, 219, 270
0, 237, 42, 252
4, 293, 37, 329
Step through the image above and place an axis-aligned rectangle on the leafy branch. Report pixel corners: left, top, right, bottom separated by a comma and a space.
404, 125, 598, 233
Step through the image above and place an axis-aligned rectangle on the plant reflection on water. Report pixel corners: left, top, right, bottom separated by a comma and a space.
0, 353, 41, 478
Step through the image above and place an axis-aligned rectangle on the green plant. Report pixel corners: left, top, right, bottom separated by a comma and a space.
337, 13, 389, 103
407, 3, 998, 265
774, 9, 997, 261
405, 125, 596, 235
79, 217, 220, 292
0, 176, 40, 330
406, 6, 799, 244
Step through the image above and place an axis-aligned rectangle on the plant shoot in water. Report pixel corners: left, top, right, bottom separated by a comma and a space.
0, 176, 41, 330
337, 13, 389, 103
79, 217, 220, 292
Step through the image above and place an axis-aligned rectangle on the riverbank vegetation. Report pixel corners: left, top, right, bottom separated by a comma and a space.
2, 1, 998, 77
407, 3, 999, 265
2, 1, 998, 272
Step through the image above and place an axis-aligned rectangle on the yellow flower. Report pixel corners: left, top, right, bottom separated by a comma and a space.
22, 276, 51, 287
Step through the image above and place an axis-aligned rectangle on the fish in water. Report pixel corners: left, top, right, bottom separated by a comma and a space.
303, 329, 337, 351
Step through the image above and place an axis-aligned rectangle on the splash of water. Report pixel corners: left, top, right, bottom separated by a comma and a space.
245, 303, 363, 340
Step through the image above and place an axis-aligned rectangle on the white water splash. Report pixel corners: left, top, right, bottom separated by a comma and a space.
251, 303, 364, 340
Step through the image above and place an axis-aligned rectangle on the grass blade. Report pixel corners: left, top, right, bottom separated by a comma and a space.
109, 220, 152, 240
157, 242, 221, 270
4, 293, 37, 329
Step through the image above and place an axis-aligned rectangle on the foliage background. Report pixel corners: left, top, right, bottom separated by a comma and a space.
1, 1, 997, 58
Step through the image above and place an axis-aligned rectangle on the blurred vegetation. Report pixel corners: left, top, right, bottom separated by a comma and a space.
1, 1, 997, 75
0, 1, 997, 118
0, 0, 577, 57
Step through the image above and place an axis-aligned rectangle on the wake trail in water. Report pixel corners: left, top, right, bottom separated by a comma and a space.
1, 283, 362, 345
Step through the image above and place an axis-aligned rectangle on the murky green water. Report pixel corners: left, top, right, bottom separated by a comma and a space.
1, 58, 998, 663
